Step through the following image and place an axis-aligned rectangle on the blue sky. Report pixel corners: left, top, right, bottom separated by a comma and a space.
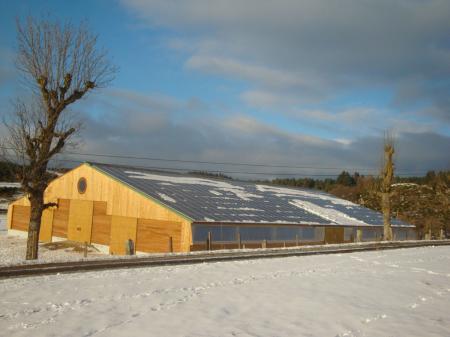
0, 0, 449, 177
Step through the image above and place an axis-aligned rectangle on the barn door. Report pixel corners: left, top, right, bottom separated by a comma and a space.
325, 227, 344, 244
67, 200, 94, 243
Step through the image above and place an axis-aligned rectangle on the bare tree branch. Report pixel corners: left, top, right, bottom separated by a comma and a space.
1, 16, 116, 260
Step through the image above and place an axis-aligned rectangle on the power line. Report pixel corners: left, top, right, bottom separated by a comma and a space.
53, 149, 429, 173
48, 158, 427, 178
0, 145, 432, 175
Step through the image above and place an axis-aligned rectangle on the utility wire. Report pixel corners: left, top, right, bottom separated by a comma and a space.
0, 145, 431, 175
48, 158, 427, 177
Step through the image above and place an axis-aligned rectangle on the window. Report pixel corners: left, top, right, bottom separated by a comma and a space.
77, 177, 87, 194
192, 224, 326, 243
362, 228, 383, 241
239, 226, 273, 241
344, 227, 356, 241
275, 226, 299, 241
394, 228, 407, 241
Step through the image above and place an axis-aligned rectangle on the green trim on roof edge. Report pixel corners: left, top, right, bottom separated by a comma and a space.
87, 162, 194, 222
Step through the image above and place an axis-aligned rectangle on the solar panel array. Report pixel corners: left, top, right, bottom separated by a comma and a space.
93, 163, 413, 228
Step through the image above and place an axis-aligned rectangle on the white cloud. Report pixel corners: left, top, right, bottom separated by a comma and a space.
122, 0, 450, 128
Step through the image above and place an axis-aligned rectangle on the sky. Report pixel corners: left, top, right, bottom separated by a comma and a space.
0, 0, 449, 179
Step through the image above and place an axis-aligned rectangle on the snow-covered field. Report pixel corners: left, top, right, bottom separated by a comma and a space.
0, 234, 109, 266
0, 213, 6, 233
0, 246, 449, 337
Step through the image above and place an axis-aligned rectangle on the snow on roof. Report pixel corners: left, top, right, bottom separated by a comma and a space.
92, 163, 413, 228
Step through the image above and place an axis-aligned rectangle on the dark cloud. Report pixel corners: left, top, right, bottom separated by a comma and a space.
67, 89, 449, 178
122, 0, 450, 123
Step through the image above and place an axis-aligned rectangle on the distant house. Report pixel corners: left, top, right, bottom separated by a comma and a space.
7, 163, 416, 255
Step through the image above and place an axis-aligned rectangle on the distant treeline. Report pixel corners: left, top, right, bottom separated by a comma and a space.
261, 170, 450, 192
264, 170, 450, 239
0, 161, 20, 182
188, 171, 233, 180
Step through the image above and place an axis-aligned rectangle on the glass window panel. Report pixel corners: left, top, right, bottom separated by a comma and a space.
239, 226, 273, 241
221, 226, 237, 242
407, 229, 416, 240
314, 227, 325, 241
276, 226, 299, 241
301, 227, 315, 240
362, 228, 383, 241
344, 227, 356, 241
394, 228, 407, 241
192, 225, 214, 242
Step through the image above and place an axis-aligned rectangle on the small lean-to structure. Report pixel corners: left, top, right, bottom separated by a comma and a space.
7, 163, 416, 255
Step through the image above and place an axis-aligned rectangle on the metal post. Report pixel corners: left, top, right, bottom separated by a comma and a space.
84, 242, 88, 258
296, 234, 299, 246
237, 232, 241, 249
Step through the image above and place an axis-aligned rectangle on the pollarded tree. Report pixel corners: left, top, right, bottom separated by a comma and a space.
380, 132, 395, 241
2, 17, 116, 259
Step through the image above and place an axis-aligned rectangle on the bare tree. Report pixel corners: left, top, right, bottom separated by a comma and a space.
2, 17, 115, 260
380, 132, 395, 241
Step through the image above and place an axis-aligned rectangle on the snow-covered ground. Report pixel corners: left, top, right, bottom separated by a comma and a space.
1, 246, 449, 337
0, 213, 6, 233
0, 234, 108, 265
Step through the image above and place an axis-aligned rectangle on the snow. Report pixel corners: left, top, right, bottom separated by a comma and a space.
0, 234, 109, 266
156, 193, 176, 203
0, 182, 21, 188
391, 183, 419, 187
217, 206, 263, 211
0, 213, 6, 233
256, 184, 355, 206
290, 199, 371, 227
209, 190, 222, 196
125, 171, 262, 201
1, 246, 449, 336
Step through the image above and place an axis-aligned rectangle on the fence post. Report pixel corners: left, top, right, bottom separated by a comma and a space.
169, 236, 173, 252
356, 229, 363, 242
84, 242, 88, 258
207, 231, 212, 251
296, 234, 299, 246
237, 232, 241, 249
262, 239, 267, 249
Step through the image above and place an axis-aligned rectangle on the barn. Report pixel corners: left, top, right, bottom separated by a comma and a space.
7, 162, 416, 255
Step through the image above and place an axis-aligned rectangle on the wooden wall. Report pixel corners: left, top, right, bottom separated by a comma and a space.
7, 163, 193, 253
324, 227, 344, 244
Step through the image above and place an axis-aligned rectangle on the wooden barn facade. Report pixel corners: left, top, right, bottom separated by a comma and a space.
7, 163, 416, 255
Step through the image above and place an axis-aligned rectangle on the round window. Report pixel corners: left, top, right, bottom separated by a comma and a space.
77, 177, 87, 194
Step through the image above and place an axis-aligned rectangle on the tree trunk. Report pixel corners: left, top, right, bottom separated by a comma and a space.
381, 192, 393, 241
25, 195, 44, 260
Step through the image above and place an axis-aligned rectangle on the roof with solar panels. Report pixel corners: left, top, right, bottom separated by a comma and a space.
90, 162, 413, 227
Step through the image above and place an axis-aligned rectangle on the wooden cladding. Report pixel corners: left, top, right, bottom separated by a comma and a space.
11, 205, 30, 231
67, 200, 93, 243
91, 215, 112, 245
91, 201, 111, 245
53, 199, 70, 238
109, 216, 137, 255
136, 218, 182, 253
9, 197, 185, 255
325, 227, 344, 244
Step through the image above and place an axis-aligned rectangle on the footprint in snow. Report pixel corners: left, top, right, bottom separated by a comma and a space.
362, 314, 387, 324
